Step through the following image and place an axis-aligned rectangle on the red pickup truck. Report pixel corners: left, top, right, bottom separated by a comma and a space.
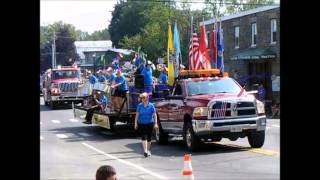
153, 69, 266, 151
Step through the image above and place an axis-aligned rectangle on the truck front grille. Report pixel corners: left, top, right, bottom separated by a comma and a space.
58, 82, 79, 92
211, 101, 256, 119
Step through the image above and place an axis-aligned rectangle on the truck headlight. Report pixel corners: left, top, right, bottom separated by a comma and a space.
256, 100, 265, 114
51, 88, 60, 95
193, 107, 208, 119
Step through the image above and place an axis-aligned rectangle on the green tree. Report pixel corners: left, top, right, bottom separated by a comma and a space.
224, 0, 275, 14
83, 28, 110, 41
108, 0, 151, 47
117, 1, 211, 65
40, 21, 80, 71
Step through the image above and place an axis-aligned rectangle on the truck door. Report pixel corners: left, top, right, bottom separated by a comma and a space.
156, 99, 170, 128
167, 83, 185, 133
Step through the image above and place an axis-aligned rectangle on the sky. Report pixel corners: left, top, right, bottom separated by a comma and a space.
41, 0, 279, 34
41, 0, 118, 34
40, 0, 206, 34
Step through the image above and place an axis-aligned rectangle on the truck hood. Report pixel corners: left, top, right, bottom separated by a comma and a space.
186, 92, 255, 106
51, 78, 80, 83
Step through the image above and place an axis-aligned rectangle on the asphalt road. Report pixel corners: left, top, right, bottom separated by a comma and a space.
40, 97, 280, 180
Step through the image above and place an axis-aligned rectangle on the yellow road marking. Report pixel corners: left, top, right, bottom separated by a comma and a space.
211, 142, 280, 157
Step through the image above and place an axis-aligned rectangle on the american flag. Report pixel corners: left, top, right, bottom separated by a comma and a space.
213, 101, 227, 118
189, 17, 201, 70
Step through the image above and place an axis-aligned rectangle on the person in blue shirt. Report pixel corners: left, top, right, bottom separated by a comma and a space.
88, 71, 97, 95
134, 92, 158, 157
111, 70, 128, 111
141, 61, 154, 99
88, 72, 97, 85
112, 58, 120, 71
158, 67, 168, 84
84, 91, 108, 124
106, 67, 116, 83
97, 70, 106, 83
257, 84, 266, 101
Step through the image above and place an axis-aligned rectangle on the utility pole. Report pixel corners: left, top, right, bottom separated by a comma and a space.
52, 32, 56, 68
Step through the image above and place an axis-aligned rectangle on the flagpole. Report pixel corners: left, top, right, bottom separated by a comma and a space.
191, 16, 194, 70
176, 21, 181, 74
215, 14, 218, 68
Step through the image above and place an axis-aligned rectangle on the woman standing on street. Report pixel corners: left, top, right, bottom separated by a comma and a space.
134, 92, 158, 157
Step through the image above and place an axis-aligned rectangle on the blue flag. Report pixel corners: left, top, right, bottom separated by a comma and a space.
173, 22, 181, 77
217, 22, 224, 72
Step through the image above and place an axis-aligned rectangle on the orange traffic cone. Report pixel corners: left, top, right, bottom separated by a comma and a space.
182, 154, 194, 180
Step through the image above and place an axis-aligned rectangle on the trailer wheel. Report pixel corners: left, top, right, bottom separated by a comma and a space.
155, 116, 168, 144
109, 120, 116, 132
50, 101, 57, 109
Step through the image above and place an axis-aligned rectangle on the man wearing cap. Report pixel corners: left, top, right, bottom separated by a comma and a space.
111, 70, 129, 111
141, 61, 154, 99
84, 91, 108, 124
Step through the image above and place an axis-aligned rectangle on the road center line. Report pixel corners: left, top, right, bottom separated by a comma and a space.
213, 142, 280, 156
69, 118, 79, 122
56, 134, 68, 139
78, 132, 91, 137
82, 142, 167, 180
52, 120, 61, 124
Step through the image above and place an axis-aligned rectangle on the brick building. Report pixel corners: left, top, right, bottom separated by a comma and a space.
203, 5, 280, 103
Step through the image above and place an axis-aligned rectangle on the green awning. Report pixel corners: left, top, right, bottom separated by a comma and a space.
230, 48, 276, 60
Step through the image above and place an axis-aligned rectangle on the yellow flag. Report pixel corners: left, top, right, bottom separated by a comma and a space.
167, 22, 175, 86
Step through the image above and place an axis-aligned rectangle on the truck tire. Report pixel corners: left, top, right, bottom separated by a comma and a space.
44, 101, 49, 106
155, 119, 168, 144
183, 122, 201, 152
50, 101, 57, 109
248, 130, 265, 148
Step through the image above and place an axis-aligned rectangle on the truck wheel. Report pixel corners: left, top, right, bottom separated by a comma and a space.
212, 136, 222, 142
50, 101, 57, 109
155, 120, 168, 144
184, 122, 201, 152
248, 130, 265, 148
109, 120, 116, 132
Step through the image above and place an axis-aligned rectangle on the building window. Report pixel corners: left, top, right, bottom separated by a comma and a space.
235, 26, 239, 49
251, 23, 257, 47
271, 19, 277, 44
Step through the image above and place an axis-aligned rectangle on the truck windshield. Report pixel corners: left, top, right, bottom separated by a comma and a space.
51, 70, 80, 80
187, 78, 242, 96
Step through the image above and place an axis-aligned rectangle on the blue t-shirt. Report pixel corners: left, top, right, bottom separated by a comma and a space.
98, 75, 106, 82
159, 72, 168, 84
108, 73, 116, 82
141, 67, 153, 86
98, 95, 107, 108
89, 75, 97, 84
114, 75, 128, 91
136, 102, 156, 124
258, 87, 266, 101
